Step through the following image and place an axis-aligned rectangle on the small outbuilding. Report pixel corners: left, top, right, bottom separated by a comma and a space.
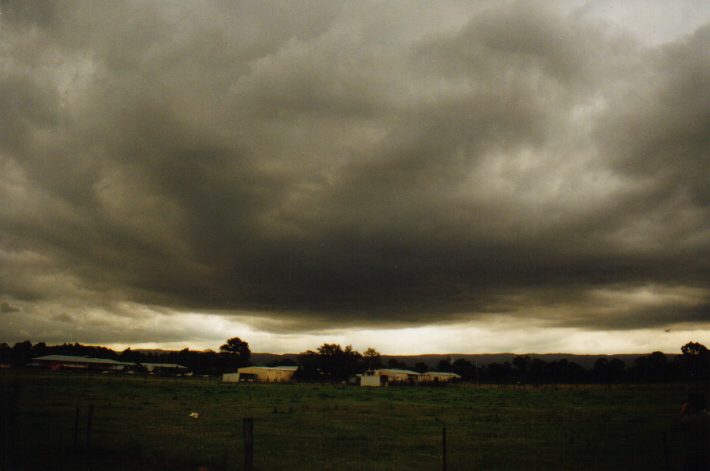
223, 365, 298, 383
359, 369, 462, 386
419, 371, 461, 383
140, 363, 189, 375
360, 368, 421, 387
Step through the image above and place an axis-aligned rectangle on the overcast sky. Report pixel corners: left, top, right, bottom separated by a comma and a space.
1, 0, 709, 354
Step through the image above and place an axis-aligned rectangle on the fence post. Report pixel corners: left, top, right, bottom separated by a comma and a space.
86, 404, 94, 451
243, 417, 254, 471
0, 389, 6, 471
73, 407, 80, 451
662, 431, 670, 471
1, 387, 18, 471
442, 426, 447, 471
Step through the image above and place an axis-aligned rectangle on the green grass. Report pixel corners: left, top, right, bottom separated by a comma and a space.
0, 370, 696, 470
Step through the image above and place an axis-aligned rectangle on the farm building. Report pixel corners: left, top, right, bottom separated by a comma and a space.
420, 371, 461, 383
360, 369, 461, 386
222, 365, 298, 383
31, 355, 133, 371
140, 363, 189, 375
360, 368, 421, 387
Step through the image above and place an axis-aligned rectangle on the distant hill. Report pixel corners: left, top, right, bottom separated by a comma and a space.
249, 352, 664, 369
134, 350, 672, 369
134, 349, 177, 355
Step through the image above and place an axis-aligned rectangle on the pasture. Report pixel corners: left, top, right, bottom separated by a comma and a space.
0, 370, 695, 470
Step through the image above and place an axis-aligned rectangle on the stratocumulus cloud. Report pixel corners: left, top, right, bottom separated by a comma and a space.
0, 0, 708, 349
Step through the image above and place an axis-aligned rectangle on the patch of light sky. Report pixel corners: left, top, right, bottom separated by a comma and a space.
570, 0, 710, 45
102, 311, 710, 355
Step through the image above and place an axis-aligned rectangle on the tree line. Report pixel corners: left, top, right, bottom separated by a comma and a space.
1, 339, 708, 384
294, 341, 709, 384
0, 338, 251, 376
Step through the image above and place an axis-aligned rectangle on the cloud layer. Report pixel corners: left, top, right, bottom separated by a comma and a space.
0, 1, 708, 347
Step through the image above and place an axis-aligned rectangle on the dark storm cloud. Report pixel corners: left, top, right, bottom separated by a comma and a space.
0, 0, 708, 341
1, 302, 20, 313
583, 303, 710, 331
52, 313, 74, 323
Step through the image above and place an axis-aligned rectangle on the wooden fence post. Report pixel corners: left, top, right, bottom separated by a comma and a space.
73, 407, 80, 451
662, 431, 670, 471
243, 417, 254, 471
1, 387, 18, 471
0, 389, 6, 471
0, 388, 17, 471
86, 404, 94, 451
442, 426, 447, 471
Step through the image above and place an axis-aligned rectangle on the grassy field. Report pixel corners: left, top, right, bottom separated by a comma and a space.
0, 370, 698, 470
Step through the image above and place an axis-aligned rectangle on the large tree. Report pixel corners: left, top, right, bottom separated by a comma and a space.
363, 347, 382, 370
681, 342, 708, 357
632, 351, 668, 382
219, 337, 251, 362
298, 343, 363, 381
680, 341, 709, 384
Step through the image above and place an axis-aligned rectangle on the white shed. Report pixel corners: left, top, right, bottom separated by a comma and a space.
360, 368, 420, 386
222, 372, 240, 383
222, 366, 298, 383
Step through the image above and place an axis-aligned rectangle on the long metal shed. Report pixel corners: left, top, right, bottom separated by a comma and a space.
31, 355, 133, 371
223, 365, 298, 383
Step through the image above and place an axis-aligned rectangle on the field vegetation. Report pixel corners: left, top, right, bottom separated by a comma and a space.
0, 369, 699, 470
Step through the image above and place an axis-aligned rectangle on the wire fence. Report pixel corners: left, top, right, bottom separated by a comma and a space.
1, 374, 707, 470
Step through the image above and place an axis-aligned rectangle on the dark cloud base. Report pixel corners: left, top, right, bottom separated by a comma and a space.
1, 301, 21, 313
0, 1, 708, 339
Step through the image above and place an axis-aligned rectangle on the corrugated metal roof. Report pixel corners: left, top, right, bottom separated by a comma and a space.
424, 371, 461, 377
140, 363, 187, 369
33, 355, 130, 365
374, 368, 421, 376
238, 366, 298, 372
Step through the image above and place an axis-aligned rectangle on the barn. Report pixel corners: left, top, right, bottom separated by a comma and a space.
222, 365, 298, 383
360, 368, 420, 386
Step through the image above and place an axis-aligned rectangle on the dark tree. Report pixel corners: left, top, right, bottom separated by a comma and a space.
363, 348, 382, 370
0, 342, 11, 364
452, 359, 474, 380
320, 344, 361, 380
485, 362, 514, 384
119, 347, 144, 363
11, 341, 33, 366
529, 358, 549, 383
632, 351, 668, 382
436, 358, 452, 372
219, 337, 251, 361
32, 342, 48, 357
513, 355, 531, 382
546, 359, 586, 384
387, 358, 409, 370
682, 342, 708, 357
267, 358, 297, 367
680, 341, 709, 384
297, 350, 321, 380
297, 344, 363, 381
608, 358, 626, 381
592, 358, 626, 384
413, 362, 429, 373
